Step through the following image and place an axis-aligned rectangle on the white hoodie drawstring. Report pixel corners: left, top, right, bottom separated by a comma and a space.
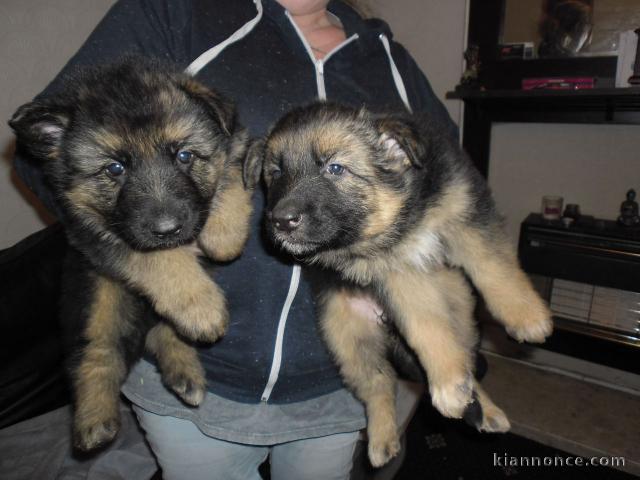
181, 1, 415, 404
379, 33, 413, 113
185, 0, 264, 76
186, 1, 412, 116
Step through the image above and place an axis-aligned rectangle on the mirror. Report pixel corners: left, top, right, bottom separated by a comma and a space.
501, 0, 640, 58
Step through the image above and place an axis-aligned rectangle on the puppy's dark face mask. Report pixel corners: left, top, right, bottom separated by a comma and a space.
263, 134, 367, 256
10, 63, 237, 251
249, 104, 425, 258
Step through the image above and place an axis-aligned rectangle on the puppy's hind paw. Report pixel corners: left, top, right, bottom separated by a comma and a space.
74, 417, 120, 452
368, 435, 401, 468
431, 374, 474, 419
465, 397, 511, 433
479, 406, 511, 433
166, 374, 206, 407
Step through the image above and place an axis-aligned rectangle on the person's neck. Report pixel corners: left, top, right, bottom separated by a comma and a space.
289, 8, 333, 35
287, 7, 345, 59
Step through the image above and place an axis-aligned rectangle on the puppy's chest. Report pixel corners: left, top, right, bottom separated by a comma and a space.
395, 230, 448, 272
337, 230, 448, 286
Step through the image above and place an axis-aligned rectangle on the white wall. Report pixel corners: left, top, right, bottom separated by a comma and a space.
490, 123, 640, 243
371, 0, 468, 126
0, 0, 117, 249
376, 2, 639, 245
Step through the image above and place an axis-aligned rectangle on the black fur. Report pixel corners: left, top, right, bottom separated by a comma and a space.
249, 102, 533, 466
10, 57, 246, 450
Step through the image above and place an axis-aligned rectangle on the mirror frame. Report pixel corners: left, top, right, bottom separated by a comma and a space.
467, 0, 618, 90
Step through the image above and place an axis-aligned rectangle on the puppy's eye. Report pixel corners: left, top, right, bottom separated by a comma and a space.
105, 161, 125, 177
326, 163, 345, 176
176, 150, 194, 164
271, 167, 282, 179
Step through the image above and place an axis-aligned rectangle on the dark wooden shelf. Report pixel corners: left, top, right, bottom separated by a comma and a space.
448, 87, 640, 125
447, 87, 640, 101
449, 87, 640, 176
460, 0, 640, 365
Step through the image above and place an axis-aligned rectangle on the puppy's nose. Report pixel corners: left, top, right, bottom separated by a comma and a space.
151, 217, 183, 238
271, 206, 302, 233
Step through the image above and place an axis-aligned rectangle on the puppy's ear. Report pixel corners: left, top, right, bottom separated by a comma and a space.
9, 101, 70, 160
374, 117, 426, 173
178, 78, 236, 136
243, 139, 264, 189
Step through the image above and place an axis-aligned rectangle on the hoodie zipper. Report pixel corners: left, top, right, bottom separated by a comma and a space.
285, 10, 359, 101
259, 14, 359, 404
182, 0, 412, 404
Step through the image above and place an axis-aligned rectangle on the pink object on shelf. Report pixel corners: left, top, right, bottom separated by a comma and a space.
522, 77, 596, 90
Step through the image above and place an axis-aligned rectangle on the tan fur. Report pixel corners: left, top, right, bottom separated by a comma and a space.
198, 160, 254, 261
261, 106, 552, 468
123, 248, 228, 342
318, 178, 549, 465
473, 382, 511, 432
383, 268, 477, 418
11, 63, 256, 453
73, 275, 127, 451
161, 118, 203, 144
146, 323, 206, 406
362, 187, 406, 239
325, 178, 549, 442
64, 185, 112, 222
321, 289, 399, 467
446, 226, 553, 343
92, 128, 126, 153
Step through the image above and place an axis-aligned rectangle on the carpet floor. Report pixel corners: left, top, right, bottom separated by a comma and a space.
392, 398, 636, 480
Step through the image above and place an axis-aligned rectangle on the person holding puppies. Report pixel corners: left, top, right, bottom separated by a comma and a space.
14, 0, 458, 478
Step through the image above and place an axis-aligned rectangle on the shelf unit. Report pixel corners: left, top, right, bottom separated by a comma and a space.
446, 87, 640, 177
451, 0, 640, 371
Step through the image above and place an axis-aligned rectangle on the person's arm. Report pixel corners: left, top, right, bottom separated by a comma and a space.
12, 0, 192, 216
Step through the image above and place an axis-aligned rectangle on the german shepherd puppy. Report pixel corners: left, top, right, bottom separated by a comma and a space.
244, 102, 553, 467
9, 59, 252, 450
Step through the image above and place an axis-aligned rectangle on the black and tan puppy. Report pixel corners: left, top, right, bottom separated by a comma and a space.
245, 103, 552, 467
9, 59, 252, 450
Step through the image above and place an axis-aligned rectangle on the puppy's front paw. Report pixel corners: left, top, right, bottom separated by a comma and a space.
197, 186, 252, 262
177, 296, 229, 343
431, 374, 474, 419
198, 230, 248, 262
506, 305, 553, 343
368, 428, 401, 468
165, 279, 228, 343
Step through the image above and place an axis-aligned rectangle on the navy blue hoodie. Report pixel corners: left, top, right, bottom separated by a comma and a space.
13, 0, 456, 404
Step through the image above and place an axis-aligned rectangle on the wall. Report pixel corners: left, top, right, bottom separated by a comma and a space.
381, 0, 639, 243
371, 0, 468, 125
0, 0, 467, 249
0, 0, 116, 249
490, 123, 640, 242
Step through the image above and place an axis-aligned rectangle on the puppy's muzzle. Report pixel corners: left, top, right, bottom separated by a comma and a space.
269, 202, 302, 233
151, 216, 183, 238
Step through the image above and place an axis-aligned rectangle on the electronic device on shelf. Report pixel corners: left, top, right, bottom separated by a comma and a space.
518, 213, 639, 349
